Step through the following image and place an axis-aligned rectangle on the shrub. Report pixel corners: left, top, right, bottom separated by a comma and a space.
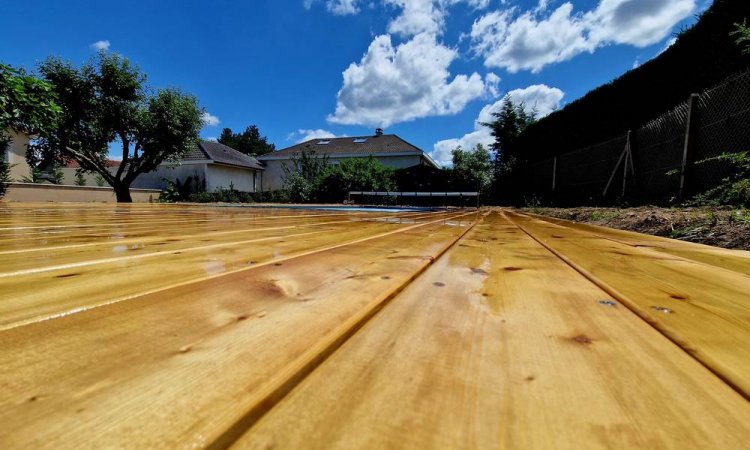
159, 174, 205, 202
0, 136, 10, 198
689, 151, 750, 206
187, 188, 289, 204
74, 169, 87, 186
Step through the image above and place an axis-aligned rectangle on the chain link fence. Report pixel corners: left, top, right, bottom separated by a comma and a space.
516, 69, 750, 205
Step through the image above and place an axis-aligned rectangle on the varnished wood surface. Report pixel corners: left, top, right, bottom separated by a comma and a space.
522, 211, 750, 274
233, 211, 750, 449
505, 210, 750, 398
0, 204, 748, 449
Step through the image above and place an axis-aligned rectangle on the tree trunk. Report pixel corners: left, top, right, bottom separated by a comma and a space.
114, 183, 133, 203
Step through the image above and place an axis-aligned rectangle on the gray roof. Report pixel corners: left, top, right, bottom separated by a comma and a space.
259, 134, 434, 166
184, 141, 264, 170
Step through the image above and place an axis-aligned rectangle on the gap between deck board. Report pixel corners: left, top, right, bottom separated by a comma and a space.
1, 211, 477, 332
205, 212, 485, 450
503, 210, 750, 402
520, 210, 750, 275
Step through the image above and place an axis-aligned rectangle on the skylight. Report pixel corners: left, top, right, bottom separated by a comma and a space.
316, 140, 330, 145
353, 138, 368, 143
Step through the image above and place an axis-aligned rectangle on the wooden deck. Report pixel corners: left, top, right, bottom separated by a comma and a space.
1, 203, 749, 449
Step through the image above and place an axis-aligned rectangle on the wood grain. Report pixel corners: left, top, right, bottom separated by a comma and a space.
522, 211, 750, 274
505, 210, 750, 398
233, 211, 750, 449
0, 212, 453, 329
0, 210, 477, 449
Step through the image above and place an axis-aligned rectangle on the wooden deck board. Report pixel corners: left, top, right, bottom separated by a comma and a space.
0, 208, 476, 449
523, 211, 750, 274
231, 211, 750, 449
0, 204, 748, 449
0, 213, 454, 329
505, 210, 750, 398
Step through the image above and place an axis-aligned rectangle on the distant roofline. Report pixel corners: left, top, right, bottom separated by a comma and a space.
258, 150, 424, 161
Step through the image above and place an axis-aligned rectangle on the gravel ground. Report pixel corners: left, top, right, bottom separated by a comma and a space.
523, 206, 750, 251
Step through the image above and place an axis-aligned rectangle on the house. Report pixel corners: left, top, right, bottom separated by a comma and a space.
62, 159, 121, 186
129, 141, 264, 192
257, 129, 438, 191
2, 129, 32, 182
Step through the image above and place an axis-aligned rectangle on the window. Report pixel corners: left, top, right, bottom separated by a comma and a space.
316, 140, 330, 145
353, 138, 367, 143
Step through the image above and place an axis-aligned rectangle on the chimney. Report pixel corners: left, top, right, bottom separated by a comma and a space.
375, 128, 383, 137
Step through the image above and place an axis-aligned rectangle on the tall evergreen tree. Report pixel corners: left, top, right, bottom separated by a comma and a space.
482, 96, 536, 177
218, 125, 275, 156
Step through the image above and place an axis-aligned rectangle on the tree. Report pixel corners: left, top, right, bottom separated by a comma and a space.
733, 21, 750, 54
281, 149, 330, 203
0, 63, 60, 197
482, 96, 536, 177
218, 125, 275, 157
451, 144, 493, 194
33, 52, 203, 202
318, 157, 396, 202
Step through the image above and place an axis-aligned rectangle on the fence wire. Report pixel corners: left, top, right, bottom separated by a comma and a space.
517, 69, 750, 205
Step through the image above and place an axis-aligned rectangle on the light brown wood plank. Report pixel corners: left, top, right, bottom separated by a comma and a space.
0, 214, 458, 330
232, 211, 750, 450
0, 211, 434, 253
0, 212, 477, 449
523, 211, 750, 274
505, 210, 750, 398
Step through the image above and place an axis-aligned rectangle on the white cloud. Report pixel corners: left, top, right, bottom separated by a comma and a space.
328, 33, 487, 127
385, 0, 490, 37
292, 128, 346, 143
658, 36, 678, 54
471, 0, 695, 73
327, 0, 361, 14
304, 0, 361, 14
90, 40, 111, 51
587, 0, 694, 47
430, 84, 564, 166
485, 72, 501, 97
201, 112, 221, 127
204, 136, 218, 142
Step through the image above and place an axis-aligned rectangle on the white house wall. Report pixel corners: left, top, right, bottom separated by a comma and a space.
205, 164, 256, 192
260, 159, 286, 191
4, 129, 32, 182
131, 164, 208, 191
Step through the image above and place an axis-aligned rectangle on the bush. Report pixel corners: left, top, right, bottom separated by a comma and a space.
187, 188, 289, 204
317, 157, 396, 203
689, 151, 750, 206
0, 135, 10, 198
159, 174, 205, 202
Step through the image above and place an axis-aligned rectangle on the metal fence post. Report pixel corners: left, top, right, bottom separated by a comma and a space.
551, 156, 557, 193
678, 94, 700, 201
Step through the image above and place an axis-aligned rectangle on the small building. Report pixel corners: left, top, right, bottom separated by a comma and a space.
130, 141, 264, 192
257, 130, 438, 191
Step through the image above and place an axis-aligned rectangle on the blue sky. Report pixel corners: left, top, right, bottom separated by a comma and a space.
1, 0, 707, 165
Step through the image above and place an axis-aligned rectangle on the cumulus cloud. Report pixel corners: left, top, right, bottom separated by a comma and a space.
385, 0, 490, 37
471, 0, 695, 73
292, 128, 346, 143
658, 36, 678, 54
430, 84, 564, 166
304, 0, 361, 14
328, 33, 487, 127
90, 40, 111, 51
201, 112, 221, 127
